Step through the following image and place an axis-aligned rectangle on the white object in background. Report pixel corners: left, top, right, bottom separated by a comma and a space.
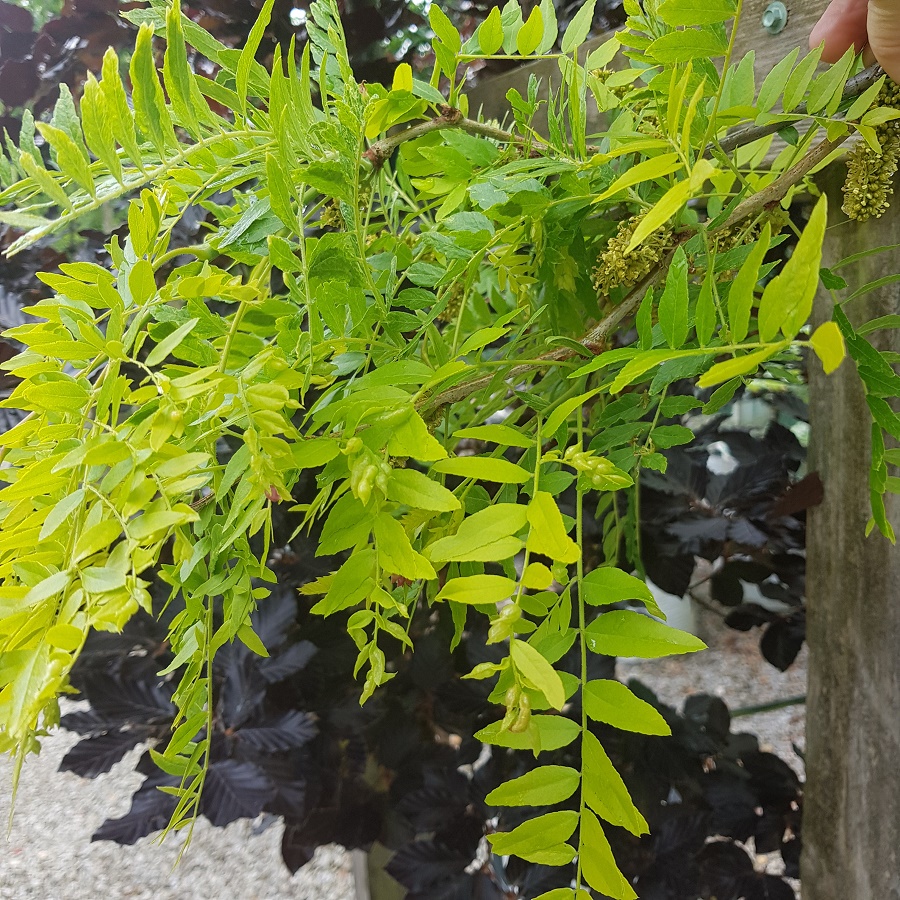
646, 576, 699, 636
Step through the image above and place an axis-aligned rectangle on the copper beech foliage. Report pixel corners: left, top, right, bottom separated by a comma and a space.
0, 0, 898, 895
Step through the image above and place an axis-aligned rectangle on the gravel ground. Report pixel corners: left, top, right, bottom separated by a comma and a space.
1, 605, 804, 900
0, 727, 354, 900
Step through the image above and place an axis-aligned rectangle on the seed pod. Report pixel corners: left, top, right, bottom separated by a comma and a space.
509, 694, 532, 733
357, 464, 378, 505
488, 621, 512, 644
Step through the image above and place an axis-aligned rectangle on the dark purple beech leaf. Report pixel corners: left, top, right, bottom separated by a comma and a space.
60, 708, 122, 735
725, 604, 775, 632
200, 760, 274, 827
92, 776, 179, 845
0, 30, 36, 65
267, 779, 306, 820
407, 873, 501, 900
641, 450, 708, 498
781, 836, 801, 878
711, 565, 744, 607
704, 776, 760, 842
753, 809, 786, 854
0, 58, 41, 107
235, 711, 317, 752
650, 811, 710, 859
252, 590, 299, 651
726, 731, 761, 758
668, 516, 729, 545
740, 751, 802, 803
727, 517, 769, 548
386, 840, 475, 893
59, 729, 144, 778
683, 694, 731, 743
709, 459, 787, 510
398, 784, 473, 832
758, 579, 799, 604
697, 840, 755, 898
506, 857, 575, 897
281, 822, 315, 873
219, 653, 267, 730
643, 551, 696, 598
769, 471, 824, 519
259, 639, 317, 683
760, 620, 805, 671
0, 1, 35, 32
79, 675, 175, 724
737, 873, 798, 900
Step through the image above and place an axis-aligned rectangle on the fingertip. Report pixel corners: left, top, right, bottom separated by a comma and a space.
809, 0, 870, 63
809, 19, 827, 54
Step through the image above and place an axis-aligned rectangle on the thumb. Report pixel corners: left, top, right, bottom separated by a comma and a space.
868, 0, 900, 82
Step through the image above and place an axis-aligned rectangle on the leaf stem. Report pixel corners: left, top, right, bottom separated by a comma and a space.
575, 409, 588, 893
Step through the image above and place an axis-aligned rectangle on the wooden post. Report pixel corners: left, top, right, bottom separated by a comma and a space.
803, 173, 900, 900
730, 6, 900, 895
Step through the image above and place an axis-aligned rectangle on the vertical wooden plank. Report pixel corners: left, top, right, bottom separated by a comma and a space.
731, 0, 828, 72
804, 170, 900, 900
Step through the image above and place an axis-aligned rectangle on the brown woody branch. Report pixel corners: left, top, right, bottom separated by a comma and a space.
408, 62, 879, 413
714, 64, 883, 157
364, 106, 547, 168
420, 127, 853, 414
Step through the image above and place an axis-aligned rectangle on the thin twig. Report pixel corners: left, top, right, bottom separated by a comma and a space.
719, 132, 848, 231
714, 64, 883, 156
731, 694, 806, 718
364, 106, 554, 168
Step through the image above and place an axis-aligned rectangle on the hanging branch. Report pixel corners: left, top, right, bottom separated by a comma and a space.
420, 127, 852, 414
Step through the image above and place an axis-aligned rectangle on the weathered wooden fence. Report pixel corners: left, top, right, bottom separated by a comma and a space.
467, 3, 900, 897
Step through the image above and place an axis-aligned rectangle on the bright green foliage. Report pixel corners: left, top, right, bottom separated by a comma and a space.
0, 0, 896, 890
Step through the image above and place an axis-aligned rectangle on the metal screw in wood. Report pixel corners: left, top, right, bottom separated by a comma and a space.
762, 1, 788, 35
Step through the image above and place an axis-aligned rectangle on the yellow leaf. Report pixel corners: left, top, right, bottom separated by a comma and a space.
809, 320, 846, 374
392, 63, 413, 93
522, 562, 553, 590
526, 492, 579, 564
592, 153, 683, 206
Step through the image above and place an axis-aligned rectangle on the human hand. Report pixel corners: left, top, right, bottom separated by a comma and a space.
811, 0, 900, 81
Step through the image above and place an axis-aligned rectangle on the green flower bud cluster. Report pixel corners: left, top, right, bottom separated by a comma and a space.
590, 69, 649, 112
500, 682, 531, 734
714, 222, 760, 254
843, 79, 900, 221
591, 214, 672, 295
562, 445, 627, 490
487, 602, 521, 644
319, 200, 343, 229
437, 282, 465, 323
563, 446, 616, 488
762, 204, 792, 234
343, 437, 390, 506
